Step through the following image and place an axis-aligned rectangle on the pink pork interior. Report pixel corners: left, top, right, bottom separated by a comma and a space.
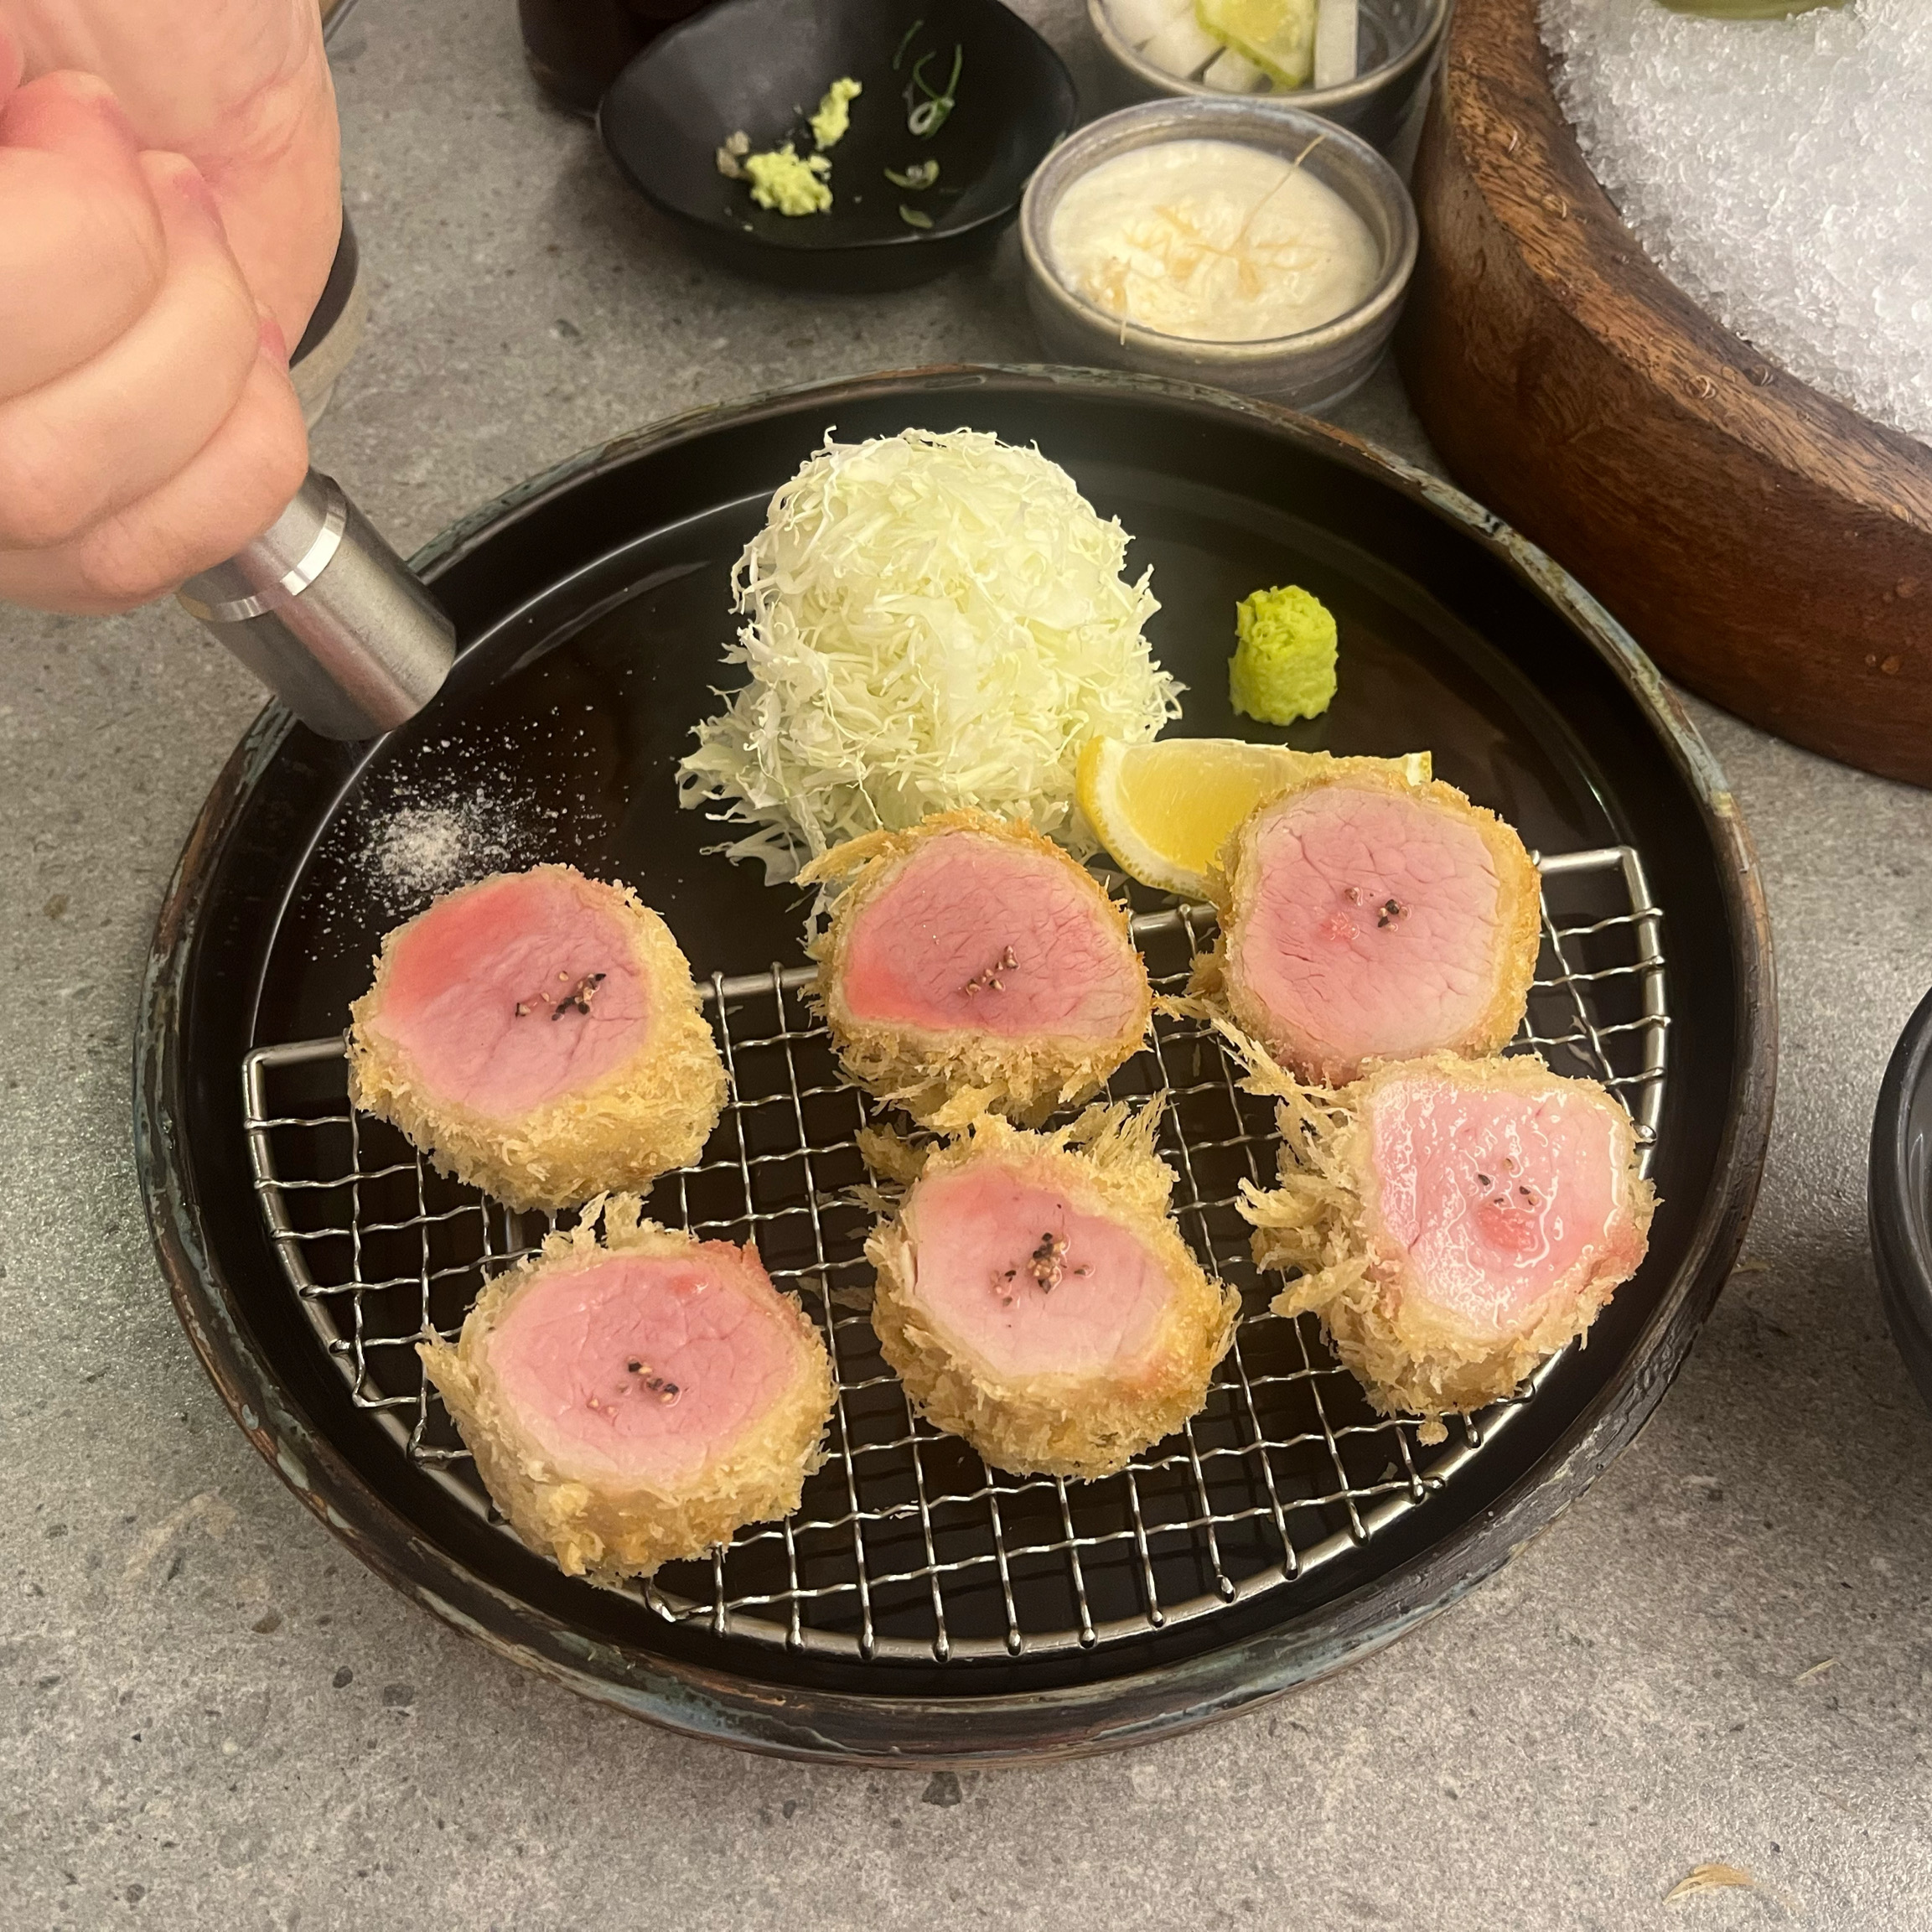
904, 1162, 1176, 1383
838, 832, 1142, 1039
373, 871, 650, 1119
1365, 1073, 1640, 1335
1230, 787, 1506, 1070
485, 1247, 805, 1486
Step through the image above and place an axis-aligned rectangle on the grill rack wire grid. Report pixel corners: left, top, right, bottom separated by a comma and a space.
241, 844, 1665, 1665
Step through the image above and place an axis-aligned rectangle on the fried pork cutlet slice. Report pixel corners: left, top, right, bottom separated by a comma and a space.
1204, 766, 1541, 1086
1239, 1048, 1655, 1443
348, 864, 726, 1211
803, 810, 1152, 1130
864, 1102, 1239, 1480
422, 1198, 834, 1581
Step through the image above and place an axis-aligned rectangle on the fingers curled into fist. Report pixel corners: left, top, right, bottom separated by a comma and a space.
0, 67, 311, 614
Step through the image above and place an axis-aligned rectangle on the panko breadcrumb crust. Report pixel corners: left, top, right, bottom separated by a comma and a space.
420, 1198, 835, 1582
863, 1102, 1240, 1480
802, 810, 1152, 1131
1188, 765, 1543, 1086
1229, 1039, 1656, 1443
347, 867, 726, 1212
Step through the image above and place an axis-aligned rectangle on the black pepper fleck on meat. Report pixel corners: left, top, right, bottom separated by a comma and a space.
1028, 1231, 1068, 1292
618, 1360, 678, 1401
1344, 886, 1363, 904
552, 971, 606, 1020
1377, 898, 1408, 929
962, 945, 1019, 997
637, 1366, 680, 1402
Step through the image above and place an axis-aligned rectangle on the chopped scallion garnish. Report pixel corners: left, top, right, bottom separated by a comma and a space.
904, 44, 962, 138
885, 159, 940, 190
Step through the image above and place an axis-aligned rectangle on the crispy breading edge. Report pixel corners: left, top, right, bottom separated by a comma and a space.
347, 866, 727, 1212
802, 810, 1152, 1130
1189, 764, 1542, 1087
419, 1196, 836, 1581
863, 1101, 1241, 1481
1220, 1028, 1657, 1444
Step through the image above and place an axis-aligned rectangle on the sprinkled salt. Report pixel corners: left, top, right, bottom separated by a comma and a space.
363, 798, 515, 910
1541, 0, 1932, 445
370, 808, 468, 896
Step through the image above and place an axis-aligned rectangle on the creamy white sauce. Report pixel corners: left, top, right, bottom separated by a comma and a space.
1049, 137, 1381, 344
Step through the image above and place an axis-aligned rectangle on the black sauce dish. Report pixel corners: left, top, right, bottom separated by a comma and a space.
1872, 984, 1932, 1415
598, 0, 1078, 290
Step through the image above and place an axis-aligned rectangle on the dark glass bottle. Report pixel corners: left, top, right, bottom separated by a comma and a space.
516, 0, 708, 115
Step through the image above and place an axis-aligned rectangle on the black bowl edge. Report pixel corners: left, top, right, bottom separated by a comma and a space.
1872, 983, 1932, 1413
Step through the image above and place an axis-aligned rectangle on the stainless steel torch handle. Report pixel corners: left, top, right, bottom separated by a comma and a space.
177, 469, 454, 740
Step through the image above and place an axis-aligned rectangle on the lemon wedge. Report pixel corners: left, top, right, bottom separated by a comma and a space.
1078, 738, 1431, 901
1194, 0, 1318, 87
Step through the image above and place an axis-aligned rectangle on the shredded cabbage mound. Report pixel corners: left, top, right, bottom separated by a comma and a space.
677, 427, 1182, 881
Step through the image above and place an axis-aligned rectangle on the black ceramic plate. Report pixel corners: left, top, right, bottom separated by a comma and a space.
138, 368, 1774, 1762
598, 0, 1077, 289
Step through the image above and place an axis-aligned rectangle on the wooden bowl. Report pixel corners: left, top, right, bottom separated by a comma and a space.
1396, 0, 1932, 787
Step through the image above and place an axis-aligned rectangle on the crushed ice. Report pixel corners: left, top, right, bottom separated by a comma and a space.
1542, 0, 1932, 445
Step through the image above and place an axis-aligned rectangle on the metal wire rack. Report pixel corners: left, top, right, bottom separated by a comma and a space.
241, 844, 1666, 1663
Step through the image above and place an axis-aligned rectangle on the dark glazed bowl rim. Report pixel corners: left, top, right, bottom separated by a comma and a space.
290, 206, 357, 368
596, 0, 1079, 260
1872, 983, 1932, 1411
137, 365, 1777, 1764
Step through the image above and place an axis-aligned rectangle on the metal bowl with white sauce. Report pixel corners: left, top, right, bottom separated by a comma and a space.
1085, 0, 1453, 151
1019, 99, 1417, 415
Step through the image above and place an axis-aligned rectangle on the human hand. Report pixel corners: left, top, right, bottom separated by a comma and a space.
0, 47, 312, 614
3, 0, 341, 345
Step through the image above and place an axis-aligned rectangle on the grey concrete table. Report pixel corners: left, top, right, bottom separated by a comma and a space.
5, 2, 1931, 1925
